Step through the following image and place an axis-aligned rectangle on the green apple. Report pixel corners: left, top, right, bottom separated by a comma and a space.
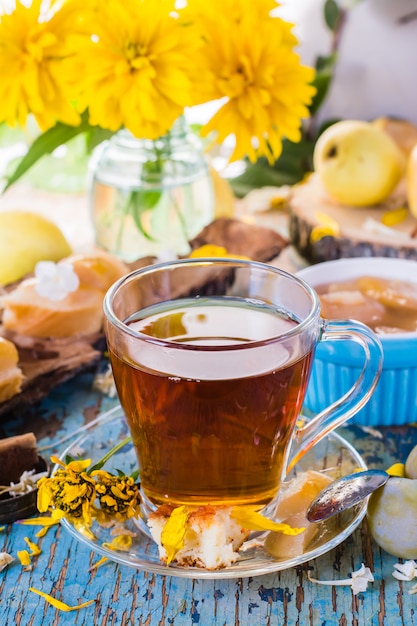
313, 120, 405, 206
367, 477, 417, 559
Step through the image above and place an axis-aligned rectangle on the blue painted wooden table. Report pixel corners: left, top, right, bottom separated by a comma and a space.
1, 370, 417, 626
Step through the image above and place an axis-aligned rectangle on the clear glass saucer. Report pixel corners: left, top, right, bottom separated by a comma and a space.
59, 405, 367, 579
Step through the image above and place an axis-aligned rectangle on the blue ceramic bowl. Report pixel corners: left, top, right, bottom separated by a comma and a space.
297, 257, 417, 427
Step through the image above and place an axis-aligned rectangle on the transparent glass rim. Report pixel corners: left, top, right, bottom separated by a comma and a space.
103, 258, 321, 352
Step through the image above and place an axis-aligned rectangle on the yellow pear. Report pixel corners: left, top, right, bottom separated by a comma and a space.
313, 120, 406, 207
406, 142, 417, 219
0, 211, 72, 286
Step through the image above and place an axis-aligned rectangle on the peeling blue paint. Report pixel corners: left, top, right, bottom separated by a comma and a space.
258, 585, 292, 603
248, 602, 259, 614
191, 600, 200, 623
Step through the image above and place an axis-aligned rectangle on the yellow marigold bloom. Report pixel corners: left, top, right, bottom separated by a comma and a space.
72, 0, 200, 139
0, 0, 82, 130
92, 470, 141, 523
37, 456, 96, 527
186, 0, 315, 163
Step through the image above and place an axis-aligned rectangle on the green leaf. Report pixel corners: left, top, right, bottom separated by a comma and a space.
230, 138, 315, 197
324, 0, 340, 31
130, 469, 140, 481
85, 126, 114, 153
88, 436, 132, 474
129, 190, 160, 241
309, 54, 337, 115
3, 111, 93, 192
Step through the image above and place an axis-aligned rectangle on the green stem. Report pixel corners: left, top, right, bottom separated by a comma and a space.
88, 436, 132, 474
169, 188, 189, 242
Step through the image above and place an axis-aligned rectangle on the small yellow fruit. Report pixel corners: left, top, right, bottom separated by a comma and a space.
0, 336, 23, 402
0, 211, 72, 286
314, 120, 406, 207
209, 166, 236, 218
406, 143, 417, 220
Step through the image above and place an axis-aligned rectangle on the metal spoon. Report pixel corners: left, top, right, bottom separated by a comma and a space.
306, 469, 390, 522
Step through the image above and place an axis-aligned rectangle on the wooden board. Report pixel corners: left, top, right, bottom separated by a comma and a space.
289, 173, 417, 264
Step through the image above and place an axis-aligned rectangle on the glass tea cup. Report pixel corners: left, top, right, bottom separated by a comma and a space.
103, 258, 383, 514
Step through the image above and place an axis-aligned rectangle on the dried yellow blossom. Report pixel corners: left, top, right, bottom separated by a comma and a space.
37, 456, 96, 527
92, 470, 141, 523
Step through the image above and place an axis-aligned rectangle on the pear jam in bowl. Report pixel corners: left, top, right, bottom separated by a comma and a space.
297, 257, 417, 426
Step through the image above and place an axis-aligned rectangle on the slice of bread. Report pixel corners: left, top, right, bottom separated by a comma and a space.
1, 279, 104, 338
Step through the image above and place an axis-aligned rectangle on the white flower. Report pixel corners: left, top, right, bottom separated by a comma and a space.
34, 261, 80, 301
392, 560, 417, 582
93, 364, 117, 398
8, 469, 48, 497
308, 563, 374, 595
0, 552, 14, 572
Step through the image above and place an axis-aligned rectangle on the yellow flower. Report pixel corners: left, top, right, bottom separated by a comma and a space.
37, 456, 96, 526
0, 0, 82, 129
71, 0, 200, 139
187, 0, 315, 163
92, 470, 141, 523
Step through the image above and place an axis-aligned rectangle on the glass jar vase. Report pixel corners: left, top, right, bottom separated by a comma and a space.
88, 117, 215, 262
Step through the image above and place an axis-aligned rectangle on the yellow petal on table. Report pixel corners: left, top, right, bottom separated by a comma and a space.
231, 507, 305, 535
29, 587, 96, 612
89, 556, 109, 571
386, 463, 406, 477
24, 537, 41, 556
102, 534, 132, 552
17, 516, 61, 527
17, 550, 31, 566
381, 207, 408, 227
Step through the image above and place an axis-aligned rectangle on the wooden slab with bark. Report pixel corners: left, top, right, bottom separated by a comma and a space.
289, 173, 417, 264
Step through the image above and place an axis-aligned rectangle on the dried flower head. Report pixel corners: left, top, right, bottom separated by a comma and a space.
92, 470, 141, 523
37, 456, 96, 526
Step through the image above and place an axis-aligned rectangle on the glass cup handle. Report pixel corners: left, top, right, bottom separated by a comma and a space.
287, 318, 383, 473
